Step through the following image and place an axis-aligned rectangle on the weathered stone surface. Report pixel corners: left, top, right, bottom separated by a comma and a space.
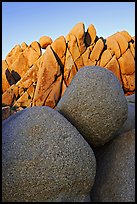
2, 106, 11, 121
66, 22, 86, 54
118, 48, 135, 93
132, 36, 135, 48
111, 32, 128, 55
90, 38, 104, 64
82, 47, 93, 66
115, 102, 135, 136
75, 55, 84, 70
44, 75, 63, 108
129, 41, 135, 58
51, 36, 66, 64
17, 64, 39, 89
85, 24, 96, 47
60, 79, 67, 97
118, 49, 135, 75
126, 93, 135, 103
122, 72, 135, 93
106, 37, 121, 58
2, 60, 14, 93
56, 66, 128, 147
120, 30, 132, 42
104, 55, 122, 84
21, 42, 28, 51
10, 52, 29, 78
16, 53, 44, 90
14, 91, 32, 108
63, 48, 77, 87
82, 45, 97, 67
99, 49, 113, 67
2, 106, 96, 202
5, 45, 22, 67
6, 53, 45, 109
39, 36, 53, 49
91, 129, 135, 202
66, 33, 81, 62
31, 41, 41, 56
32, 45, 61, 106
2, 84, 19, 106
23, 41, 42, 67
2, 59, 9, 70
2, 23, 135, 108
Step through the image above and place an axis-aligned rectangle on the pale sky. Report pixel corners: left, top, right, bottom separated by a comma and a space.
2, 2, 135, 60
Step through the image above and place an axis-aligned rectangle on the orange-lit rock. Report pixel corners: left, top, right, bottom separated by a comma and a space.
100, 49, 113, 67
66, 22, 86, 54
105, 55, 122, 84
64, 48, 77, 86
23, 41, 42, 67
111, 32, 128, 55
51, 36, 66, 66
85, 24, 97, 47
39, 36, 53, 49
2, 84, 19, 106
118, 49, 135, 75
5, 45, 22, 67
106, 37, 121, 58
33, 45, 61, 106
90, 38, 104, 64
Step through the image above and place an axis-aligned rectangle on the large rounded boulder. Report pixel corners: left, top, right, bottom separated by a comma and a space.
56, 66, 128, 147
90, 129, 135, 202
2, 106, 96, 202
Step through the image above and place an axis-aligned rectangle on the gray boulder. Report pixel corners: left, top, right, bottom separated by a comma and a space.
2, 106, 96, 202
90, 129, 135, 202
56, 66, 128, 147
126, 93, 135, 103
115, 102, 135, 135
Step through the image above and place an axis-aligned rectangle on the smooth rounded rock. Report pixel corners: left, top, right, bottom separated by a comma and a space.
126, 93, 135, 103
56, 66, 128, 147
2, 106, 96, 202
90, 129, 135, 202
39, 36, 53, 49
115, 102, 135, 136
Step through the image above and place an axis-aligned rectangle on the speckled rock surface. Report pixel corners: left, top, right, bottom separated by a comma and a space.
2, 106, 96, 202
56, 66, 128, 147
90, 129, 135, 202
115, 102, 135, 136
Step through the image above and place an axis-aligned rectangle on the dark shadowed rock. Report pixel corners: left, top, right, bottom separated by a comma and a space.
126, 93, 135, 103
2, 106, 96, 202
90, 129, 135, 202
115, 102, 135, 135
56, 66, 128, 147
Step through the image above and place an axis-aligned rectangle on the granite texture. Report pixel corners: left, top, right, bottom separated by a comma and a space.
115, 102, 135, 135
90, 129, 135, 202
56, 66, 128, 147
2, 106, 96, 202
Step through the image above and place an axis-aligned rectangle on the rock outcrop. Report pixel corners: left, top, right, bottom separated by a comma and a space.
2, 22, 135, 110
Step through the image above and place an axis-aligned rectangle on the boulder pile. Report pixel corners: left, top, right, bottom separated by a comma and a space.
2, 66, 135, 202
2, 22, 135, 110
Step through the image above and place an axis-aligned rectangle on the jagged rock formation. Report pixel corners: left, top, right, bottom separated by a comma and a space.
2, 22, 135, 110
